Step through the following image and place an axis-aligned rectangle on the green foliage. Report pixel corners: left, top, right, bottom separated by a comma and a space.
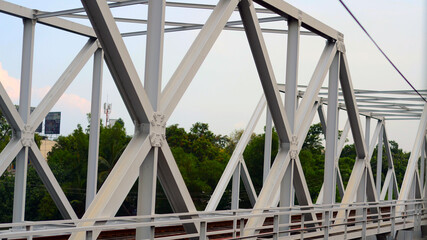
166, 123, 230, 210
0, 108, 416, 221
243, 128, 279, 192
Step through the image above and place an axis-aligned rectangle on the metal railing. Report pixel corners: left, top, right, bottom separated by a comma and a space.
0, 199, 426, 240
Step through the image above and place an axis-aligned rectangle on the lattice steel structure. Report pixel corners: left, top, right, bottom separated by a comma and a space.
0, 0, 426, 239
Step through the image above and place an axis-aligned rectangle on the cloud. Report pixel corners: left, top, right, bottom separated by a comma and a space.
0, 62, 20, 101
34, 86, 91, 115
0, 63, 90, 114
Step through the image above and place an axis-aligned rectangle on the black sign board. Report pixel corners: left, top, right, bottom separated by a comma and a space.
45, 112, 61, 134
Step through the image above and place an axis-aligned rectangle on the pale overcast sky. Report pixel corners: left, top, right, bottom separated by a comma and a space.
0, 0, 425, 151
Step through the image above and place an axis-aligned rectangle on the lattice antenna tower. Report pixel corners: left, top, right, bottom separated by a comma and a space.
104, 101, 112, 127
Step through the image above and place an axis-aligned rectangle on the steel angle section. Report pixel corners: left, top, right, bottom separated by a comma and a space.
29, 143, 78, 220
239, 0, 291, 143
0, 138, 22, 177
206, 95, 265, 211
160, 0, 239, 120
29, 39, 98, 129
81, 0, 154, 124
69, 134, 151, 240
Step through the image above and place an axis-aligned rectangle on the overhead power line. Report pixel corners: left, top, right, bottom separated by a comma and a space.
338, 0, 427, 102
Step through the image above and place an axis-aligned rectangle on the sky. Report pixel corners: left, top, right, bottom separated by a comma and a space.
0, 0, 425, 151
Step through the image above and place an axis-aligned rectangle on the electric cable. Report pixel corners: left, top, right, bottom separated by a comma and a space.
338, 0, 427, 102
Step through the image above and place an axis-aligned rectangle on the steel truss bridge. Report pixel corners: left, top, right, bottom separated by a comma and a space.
0, 0, 426, 239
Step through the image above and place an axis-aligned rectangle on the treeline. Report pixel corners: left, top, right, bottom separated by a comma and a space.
0, 114, 410, 222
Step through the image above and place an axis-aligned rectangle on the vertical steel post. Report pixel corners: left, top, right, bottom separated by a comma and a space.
240, 218, 245, 237
300, 213, 304, 240
13, 18, 35, 223
376, 122, 383, 198
273, 214, 279, 240
26, 225, 33, 240
231, 162, 241, 209
263, 108, 272, 183
391, 203, 395, 238
323, 52, 339, 239
279, 16, 300, 233
324, 52, 339, 206
232, 212, 237, 238
200, 221, 207, 240
86, 48, 103, 209
362, 205, 367, 240
356, 168, 367, 223
136, 0, 165, 239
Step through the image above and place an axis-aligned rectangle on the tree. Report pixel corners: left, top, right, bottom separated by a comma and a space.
166, 122, 231, 210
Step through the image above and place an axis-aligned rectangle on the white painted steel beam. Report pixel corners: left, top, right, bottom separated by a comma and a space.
339, 53, 367, 159
86, 49, 104, 209
295, 42, 337, 133
317, 120, 350, 204
28, 39, 98, 130
0, 79, 24, 133
279, 16, 300, 233
376, 122, 384, 197
380, 169, 393, 200
231, 162, 241, 210
420, 136, 425, 191
0, 139, 23, 177
13, 18, 35, 223
244, 101, 320, 236
382, 126, 400, 200
263, 108, 272, 183
368, 121, 382, 159
136, 1, 165, 238
160, 0, 239, 120
206, 96, 266, 211
158, 142, 199, 234
318, 105, 327, 136
28, 142, 78, 220
323, 52, 339, 206
0, 0, 96, 37
240, 159, 258, 206
70, 134, 152, 239
81, 0, 154, 124
398, 103, 427, 211
253, 0, 342, 40
243, 148, 291, 236
239, 0, 291, 143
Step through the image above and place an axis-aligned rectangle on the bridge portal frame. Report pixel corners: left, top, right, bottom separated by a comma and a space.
0, 0, 426, 239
